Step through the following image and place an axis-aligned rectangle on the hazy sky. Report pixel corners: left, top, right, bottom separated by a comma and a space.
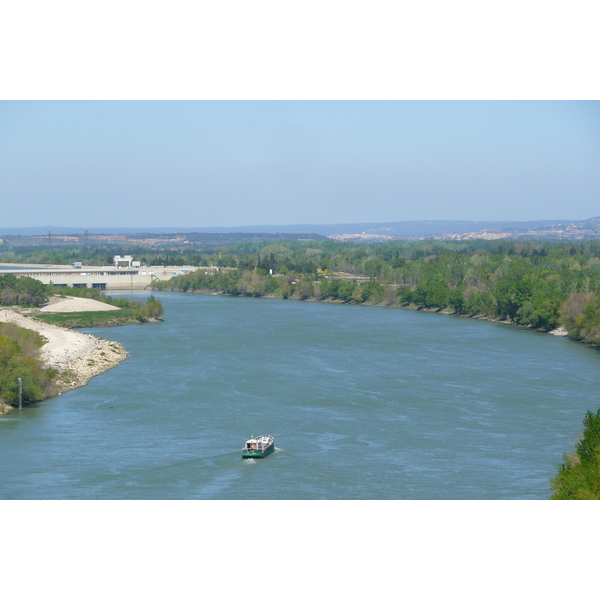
1, 101, 599, 229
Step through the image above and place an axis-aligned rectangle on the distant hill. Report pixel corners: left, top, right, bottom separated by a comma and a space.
0, 220, 569, 237
2, 217, 600, 240
251, 220, 566, 237
0, 230, 330, 248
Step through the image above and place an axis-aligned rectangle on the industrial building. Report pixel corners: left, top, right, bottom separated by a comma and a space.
0, 256, 201, 290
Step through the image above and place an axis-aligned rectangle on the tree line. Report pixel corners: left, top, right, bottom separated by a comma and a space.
5, 237, 600, 343
152, 239, 600, 346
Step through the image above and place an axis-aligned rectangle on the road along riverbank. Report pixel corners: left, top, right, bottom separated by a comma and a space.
0, 307, 127, 415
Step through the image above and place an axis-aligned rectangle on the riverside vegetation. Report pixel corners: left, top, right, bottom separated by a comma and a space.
151, 238, 600, 345
0, 275, 162, 410
551, 409, 600, 499
0, 321, 57, 414
0, 274, 164, 328
37, 287, 164, 328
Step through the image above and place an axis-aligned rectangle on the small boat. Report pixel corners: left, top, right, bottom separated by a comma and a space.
242, 435, 275, 459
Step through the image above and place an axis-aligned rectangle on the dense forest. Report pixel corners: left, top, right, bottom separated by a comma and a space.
148, 238, 600, 347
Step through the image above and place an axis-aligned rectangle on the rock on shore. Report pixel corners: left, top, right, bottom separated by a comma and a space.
0, 308, 127, 409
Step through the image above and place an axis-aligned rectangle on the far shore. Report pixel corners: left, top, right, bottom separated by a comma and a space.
171, 286, 571, 338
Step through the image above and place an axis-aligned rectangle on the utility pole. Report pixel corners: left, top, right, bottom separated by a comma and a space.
18, 377, 22, 410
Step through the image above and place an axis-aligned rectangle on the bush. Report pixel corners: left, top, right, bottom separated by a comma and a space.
144, 295, 164, 319
0, 323, 56, 406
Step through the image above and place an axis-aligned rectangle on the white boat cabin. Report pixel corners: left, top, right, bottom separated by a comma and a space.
245, 435, 272, 450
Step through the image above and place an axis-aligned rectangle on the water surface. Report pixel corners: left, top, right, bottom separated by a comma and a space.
1, 292, 598, 499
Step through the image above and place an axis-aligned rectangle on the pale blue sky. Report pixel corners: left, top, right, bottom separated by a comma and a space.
1, 101, 598, 229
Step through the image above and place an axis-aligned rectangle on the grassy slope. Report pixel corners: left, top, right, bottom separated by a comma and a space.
34, 309, 141, 328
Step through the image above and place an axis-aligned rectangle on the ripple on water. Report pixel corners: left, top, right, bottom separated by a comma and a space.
1, 293, 599, 499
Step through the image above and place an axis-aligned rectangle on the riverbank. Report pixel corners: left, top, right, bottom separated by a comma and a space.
413, 305, 569, 337
171, 287, 572, 338
0, 308, 127, 415
24, 294, 164, 329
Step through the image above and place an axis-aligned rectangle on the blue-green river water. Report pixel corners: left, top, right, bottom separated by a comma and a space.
1, 292, 599, 499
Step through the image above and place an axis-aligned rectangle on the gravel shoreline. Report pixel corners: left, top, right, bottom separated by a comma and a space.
0, 308, 127, 414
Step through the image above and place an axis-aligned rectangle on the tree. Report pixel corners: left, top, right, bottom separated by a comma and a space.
299, 281, 312, 300
382, 286, 397, 306
412, 280, 450, 309
145, 296, 164, 319
0, 329, 54, 406
0, 274, 49, 307
551, 408, 600, 500
448, 285, 466, 313
363, 259, 387, 280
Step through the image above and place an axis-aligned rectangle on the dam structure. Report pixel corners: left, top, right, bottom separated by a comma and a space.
0, 256, 202, 290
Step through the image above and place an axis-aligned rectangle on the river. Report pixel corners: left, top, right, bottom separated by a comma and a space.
1, 291, 598, 499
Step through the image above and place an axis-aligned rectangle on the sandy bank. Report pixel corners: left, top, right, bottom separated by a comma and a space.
40, 296, 121, 313
0, 308, 127, 413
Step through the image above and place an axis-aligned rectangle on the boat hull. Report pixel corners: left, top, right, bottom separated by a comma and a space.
242, 443, 275, 459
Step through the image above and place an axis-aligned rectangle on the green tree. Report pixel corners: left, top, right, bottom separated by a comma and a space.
145, 295, 164, 319
448, 285, 466, 313
363, 259, 387, 280
551, 408, 600, 500
0, 329, 55, 406
0, 274, 48, 307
